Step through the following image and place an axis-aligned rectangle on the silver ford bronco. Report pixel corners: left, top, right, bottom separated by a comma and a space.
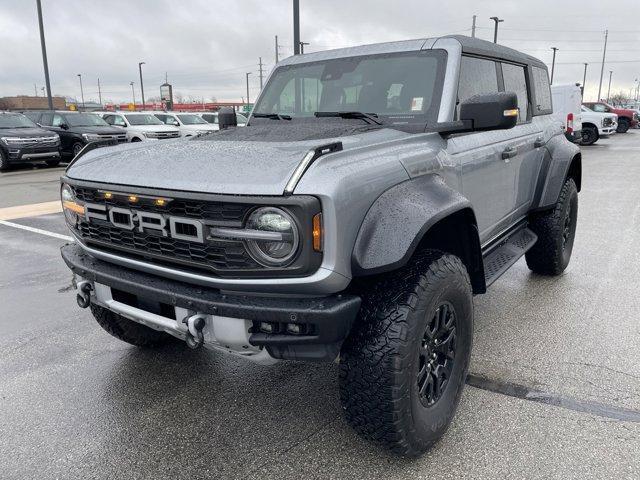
60, 35, 580, 456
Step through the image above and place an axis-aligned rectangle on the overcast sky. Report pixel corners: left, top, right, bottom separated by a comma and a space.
1, 0, 639, 104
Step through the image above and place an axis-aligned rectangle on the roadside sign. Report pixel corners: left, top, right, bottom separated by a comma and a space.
128, 103, 135, 111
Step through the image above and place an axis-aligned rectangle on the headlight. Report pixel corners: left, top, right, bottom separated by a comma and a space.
61, 184, 85, 227
82, 133, 102, 142
245, 207, 299, 266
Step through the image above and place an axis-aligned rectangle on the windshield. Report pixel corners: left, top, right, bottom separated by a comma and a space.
125, 114, 164, 125
253, 50, 446, 125
66, 113, 109, 127
177, 114, 208, 125
0, 114, 37, 129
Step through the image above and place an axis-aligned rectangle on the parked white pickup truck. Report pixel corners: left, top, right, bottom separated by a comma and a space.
97, 112, 180, 142
580, 105, 617, 145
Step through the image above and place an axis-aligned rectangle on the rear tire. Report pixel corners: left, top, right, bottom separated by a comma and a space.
581, 126, 599, 145
339, 251, 473, 457
90, 304, 175, 347
525, 178, 578, 275
617, 118, 630, 133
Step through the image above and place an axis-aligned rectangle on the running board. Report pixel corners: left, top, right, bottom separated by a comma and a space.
483, 227, 538, 287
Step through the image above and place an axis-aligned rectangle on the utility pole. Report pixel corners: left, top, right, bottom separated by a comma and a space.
582, 63, 588, 97
258, 57, 264, 89
77, 74, 85, 110
300, 41, 309, 54
34, 84, 38, 96
275, 35, 279, 63
293, 0, 300, 55
130, 81, 136, 107
490, 16, 503, 44
245, 72, 252, 105
597, 29, 608, 101
471, 15, 477, 38
138, 62, 146, 109
97, 78, 102, 106
606, 70, 613, 103
36, 0, 53, 109
550, 47, 558, 85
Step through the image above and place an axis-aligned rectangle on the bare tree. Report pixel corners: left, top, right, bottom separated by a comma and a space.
173, 91, 185, 103
609, 91, 629, 106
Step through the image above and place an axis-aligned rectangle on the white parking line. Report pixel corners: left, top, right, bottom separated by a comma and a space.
0, 219, 73, 242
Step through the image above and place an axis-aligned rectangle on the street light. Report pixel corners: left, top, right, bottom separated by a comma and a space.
130, 81, 136, 107
77, 74, 85, 110
299, 41, 310, 54
245, 72, 252, 106
582, 63, 588, 97
490, 16, 504, 44
138, 62, 146, 109
550, 47, 559, 85
606, 70, 612, 103
36, 0, 53, 110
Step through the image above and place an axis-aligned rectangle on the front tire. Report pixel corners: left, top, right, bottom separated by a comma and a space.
525, 178, 578, 275
617, 118, 630, 133
339, 251, 473, 456
72, 142, 84, 157
581, 126, 598, 145
0, 150, 9, 172
90, 304, 175, 347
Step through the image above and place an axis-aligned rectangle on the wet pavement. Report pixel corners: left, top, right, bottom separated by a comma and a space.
1, 132, 639, 479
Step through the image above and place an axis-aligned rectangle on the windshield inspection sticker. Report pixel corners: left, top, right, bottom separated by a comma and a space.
411, 97, 424, 111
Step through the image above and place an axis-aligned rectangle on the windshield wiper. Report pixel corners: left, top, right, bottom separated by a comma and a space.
252, 113, 292, 120
314, 111, 383, 125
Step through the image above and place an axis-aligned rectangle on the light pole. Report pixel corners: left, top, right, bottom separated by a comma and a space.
490, 16, 503, 44
138, 62, 146, 109
300, 41, 310, 54
293, 0, 300, 54
77, 74, 85, 110
550, 47, 558, 85
130, 81, 136, 107
582, 63, 588, 97
36, 0, 53, 110
245, 72, 252, 106
606, 70, 612, 103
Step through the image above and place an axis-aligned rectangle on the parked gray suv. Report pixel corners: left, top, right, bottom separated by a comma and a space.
60, 36, 580, 456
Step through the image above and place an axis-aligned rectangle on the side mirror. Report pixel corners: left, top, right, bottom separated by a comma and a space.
432, 92, 518, 135
217, 107, 237, 130
60, 123, 69, 130
459, 92, 519, 131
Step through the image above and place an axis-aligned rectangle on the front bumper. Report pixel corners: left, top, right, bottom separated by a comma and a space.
61, 243, 361, 363
6, 146, 60, 163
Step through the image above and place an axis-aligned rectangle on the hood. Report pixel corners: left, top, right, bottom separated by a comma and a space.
0, 127, 57, 138
68, 126, 125, 135
66, 122, 412, 195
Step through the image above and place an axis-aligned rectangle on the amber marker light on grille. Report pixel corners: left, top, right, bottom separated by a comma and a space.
62, 200, 85, 215
103, 192, 113, 199
503, 108, 519, 117
128, 195, 139, 203
154, 198, 168, 206
312, 213, 323, 252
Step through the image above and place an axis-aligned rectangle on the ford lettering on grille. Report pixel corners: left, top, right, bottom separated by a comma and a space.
84, 203, 204, 243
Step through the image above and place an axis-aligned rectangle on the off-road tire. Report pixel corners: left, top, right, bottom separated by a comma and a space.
0, 150, 8, 171
45, 159, 61, 167
581, 125, 598, 146
339, 250, 473, 457
90, 304, 174, 347
525, 178, 578, 275
617, 118, 630, 133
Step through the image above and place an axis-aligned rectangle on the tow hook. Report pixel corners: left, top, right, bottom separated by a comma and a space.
76, 281, 93, 309
182, 314, 206, 349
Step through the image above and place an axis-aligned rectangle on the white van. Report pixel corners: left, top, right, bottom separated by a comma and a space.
97, 112, 180, 142
551, 84, 583, 144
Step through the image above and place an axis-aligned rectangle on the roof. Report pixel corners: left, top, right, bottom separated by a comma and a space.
279, 34, 547, 70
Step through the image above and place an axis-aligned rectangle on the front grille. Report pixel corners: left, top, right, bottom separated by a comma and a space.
153, 131, 180, 139
6, 137, 58, 148
72, 186, 262, 274
98, 134, 127, 143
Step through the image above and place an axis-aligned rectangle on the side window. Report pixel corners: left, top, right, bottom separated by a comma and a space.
155, 114, 168, 124
531, 66, 552, 113
40, 113, 53, 125
501, 63, 529, 123
457, 56, 499, 106
52, 114, 65, 127
105, 115, 126, 127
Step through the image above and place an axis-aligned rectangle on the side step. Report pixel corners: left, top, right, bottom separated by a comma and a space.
483, 227, 538, 287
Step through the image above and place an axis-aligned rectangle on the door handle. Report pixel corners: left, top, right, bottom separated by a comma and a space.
502, 146, 518, 160
534, 137, 545, 148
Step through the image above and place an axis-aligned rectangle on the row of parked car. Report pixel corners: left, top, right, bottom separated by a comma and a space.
551, 84, 639, 146
0, 109, 248, 171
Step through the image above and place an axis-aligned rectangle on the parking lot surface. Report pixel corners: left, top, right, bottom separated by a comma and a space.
1, 134, 639, 479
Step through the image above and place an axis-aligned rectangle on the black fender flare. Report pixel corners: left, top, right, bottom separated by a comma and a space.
351, 174, 484, 291
532, 134, 581, 210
